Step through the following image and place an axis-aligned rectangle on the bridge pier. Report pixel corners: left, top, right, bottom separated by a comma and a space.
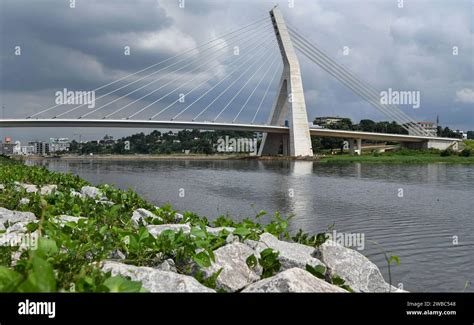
259, 133, 289, 156
349, 138, 362, 155
258, 7, 313, 157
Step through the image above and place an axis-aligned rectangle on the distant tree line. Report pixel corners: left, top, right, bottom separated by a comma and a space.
69, 130, 255, 155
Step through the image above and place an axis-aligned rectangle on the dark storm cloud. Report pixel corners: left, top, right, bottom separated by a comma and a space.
1, 0, 174, 91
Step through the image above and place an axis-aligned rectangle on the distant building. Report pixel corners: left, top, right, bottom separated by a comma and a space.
20, 145, 35, 155
0, 142, 15, 155
49, 138, 70, 152
409, 121, 437, 137
455, 130, 468, 140
13, 141, 21, 155
29, 141, 50, 156
0, 137, 15, 155
314, 116, 345, 127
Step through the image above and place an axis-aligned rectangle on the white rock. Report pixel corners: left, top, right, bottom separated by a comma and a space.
226, 234, 239, 244
131, 208, 163, 227
155, 259, 177, 273
206, 226, 235, 236
4, 221, 36, 233
0, 208, 36, 231
249, 233, 324, 271
101, 261, 215, 292
243, 238, 261, 250
14, 182, 38, 193
95, 200, 114, 206
174, 212, 184, 222
81, 186, 106, 200
40, 184, 57, 196
202, 242, 260, 292
108, 249, 127, 260
147, 224, 191, 238
19, 198, 30, 205
315, 240, 392, 292
242, 268, 347, 293
53, 215, 86, 226
70, 190, 84, 198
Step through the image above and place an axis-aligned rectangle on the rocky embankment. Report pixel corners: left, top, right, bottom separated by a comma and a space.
0, 180, 405, 293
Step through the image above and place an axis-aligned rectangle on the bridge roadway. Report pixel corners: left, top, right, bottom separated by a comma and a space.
0, 119, 461, 144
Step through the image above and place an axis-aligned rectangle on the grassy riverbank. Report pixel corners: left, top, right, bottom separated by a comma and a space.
0, 156, 341, 292
319, 149, 474, 164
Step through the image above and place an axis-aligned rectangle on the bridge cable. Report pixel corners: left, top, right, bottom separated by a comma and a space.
288, 25, 427, 134
293, 40, 427, 137
27, 16, 270, 119
144, 33, 277, 120
232, 55, 279, 123
291, 35, 429, 136
122, 26, 276, 119
293, 40, 424, 136
288, 26, 430, 136
156, 38, 276, 121
83, 24, 275, 119
213, 48, 279, 122
53, 21, 273, 119
293, 27, 425, 134
251, 61, 282, 124
190, 43, 277, 121
289, 31, 428, 136
147, 39, 274, 120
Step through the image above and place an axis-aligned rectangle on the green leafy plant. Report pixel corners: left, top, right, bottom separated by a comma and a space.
246, 248, 281, 279
305, 264, 326, 279
194, 268, 225, 291
329, 275, 353, 292
305, 264, 353, 292
369, 240, 400, 292
292, 230, 330, 247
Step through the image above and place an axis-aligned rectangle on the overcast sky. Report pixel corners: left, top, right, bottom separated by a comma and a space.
1, 0, 473, 142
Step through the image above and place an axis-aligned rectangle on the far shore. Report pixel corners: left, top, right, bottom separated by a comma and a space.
17, 148, 474, 164
21, 154, 319, 161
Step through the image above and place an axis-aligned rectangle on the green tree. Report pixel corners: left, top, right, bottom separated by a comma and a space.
358, 119, 376, 132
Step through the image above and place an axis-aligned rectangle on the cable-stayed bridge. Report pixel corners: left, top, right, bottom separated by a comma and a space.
0, 7, 460, 156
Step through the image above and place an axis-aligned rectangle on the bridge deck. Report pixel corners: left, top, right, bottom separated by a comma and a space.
0, 119, 460, 143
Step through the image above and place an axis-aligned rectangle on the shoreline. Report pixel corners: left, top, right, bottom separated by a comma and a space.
20, 152, 474, 164
21, 154, 319, 162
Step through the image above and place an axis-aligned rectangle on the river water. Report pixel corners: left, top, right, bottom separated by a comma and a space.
28, 158, 474, 292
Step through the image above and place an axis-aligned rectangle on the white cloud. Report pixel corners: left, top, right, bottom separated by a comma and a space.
455, 88, 474, 103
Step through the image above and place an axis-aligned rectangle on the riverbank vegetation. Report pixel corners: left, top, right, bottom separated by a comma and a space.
319, 148, 474, 164
68, 130, 255, 155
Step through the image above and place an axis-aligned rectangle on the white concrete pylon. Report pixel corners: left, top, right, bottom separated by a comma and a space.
258, 6, 313, 157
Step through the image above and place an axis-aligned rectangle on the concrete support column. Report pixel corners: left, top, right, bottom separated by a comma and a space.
356, 138, 362, 156
349, 139, 356, 155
